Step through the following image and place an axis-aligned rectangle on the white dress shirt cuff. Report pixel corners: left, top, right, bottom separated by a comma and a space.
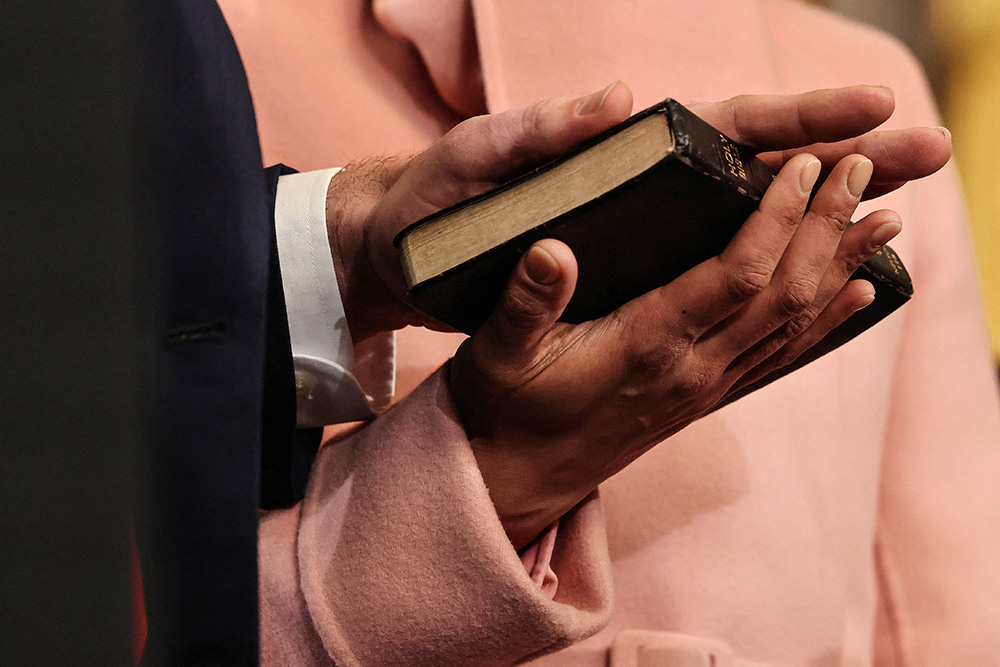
274, 168, 396, 427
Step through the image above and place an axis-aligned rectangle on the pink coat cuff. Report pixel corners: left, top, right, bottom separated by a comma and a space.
260, 368, 613, 666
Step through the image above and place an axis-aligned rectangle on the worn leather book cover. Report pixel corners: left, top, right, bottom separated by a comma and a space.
395, 99, 912, 398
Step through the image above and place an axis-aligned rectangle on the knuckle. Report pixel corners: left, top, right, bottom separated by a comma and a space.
818, 208, 854, 234
726, 264, 772, 302
768, 196, 807, 229
623, 333, 689, 382
841, 244, 874, 277
783, 310, 815, 338
487, 99, 559, 164
725, 96, 752, 142
500, 285, 547, 330
633, 340, 686, 375
671, 366, 718, 401
518, 100, 557, 148
775, 278, 816, 317
841, 245, 870, 274
520, 100, 546, 136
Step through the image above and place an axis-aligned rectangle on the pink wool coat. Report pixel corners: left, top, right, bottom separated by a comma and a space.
218, 0, 1000, 664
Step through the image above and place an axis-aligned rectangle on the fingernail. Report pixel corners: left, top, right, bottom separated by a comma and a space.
524, 245, 560, 285
870, 219, 902, 248
577, 81, 620, 116
854, 283, 876, 311
800, 157, 821, 193
935, 126, 952, 141
847, 158, 873, 198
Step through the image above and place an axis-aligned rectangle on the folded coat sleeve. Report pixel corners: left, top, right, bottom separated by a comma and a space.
258, 368, 614, 667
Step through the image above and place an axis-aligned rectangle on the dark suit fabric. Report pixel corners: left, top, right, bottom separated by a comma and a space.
138, 1, 306, 664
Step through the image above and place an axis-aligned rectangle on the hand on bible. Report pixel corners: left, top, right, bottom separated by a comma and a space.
327, 81, 634, 342
328, 82, 950, 345
451, 150, 902, 549
687, 85, 952, 200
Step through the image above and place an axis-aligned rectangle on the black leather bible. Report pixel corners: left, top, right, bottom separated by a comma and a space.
395, 99, 912, 400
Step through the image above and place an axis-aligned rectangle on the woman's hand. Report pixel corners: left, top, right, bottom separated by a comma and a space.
451, 152, 900, 548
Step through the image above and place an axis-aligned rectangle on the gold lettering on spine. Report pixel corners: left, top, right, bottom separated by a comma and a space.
885, 248, 905, 276
719, 135, 747, 181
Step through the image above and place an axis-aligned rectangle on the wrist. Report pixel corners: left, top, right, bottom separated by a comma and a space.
325, 165, 419, 341
450, 347, 600, 548
470, 436, 590, 549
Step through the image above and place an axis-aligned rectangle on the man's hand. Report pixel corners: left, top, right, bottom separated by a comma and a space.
688, 85, 952, 200
451, 151, 901, 548
327, 81, 634, 342
327, 82, 950, 344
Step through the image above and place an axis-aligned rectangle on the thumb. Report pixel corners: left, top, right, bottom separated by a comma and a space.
365, 83, 631, 304
476, 239, 578, 359
400, 82, 634, 213
477, 80, 635, 176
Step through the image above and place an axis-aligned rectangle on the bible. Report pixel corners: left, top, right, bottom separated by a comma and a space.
395, 99, 912, 400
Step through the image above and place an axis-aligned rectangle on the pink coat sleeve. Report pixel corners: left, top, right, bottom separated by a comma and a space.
258, 369, 614, 666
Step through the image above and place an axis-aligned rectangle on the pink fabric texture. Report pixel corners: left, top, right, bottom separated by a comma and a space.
259, 371, 611, 666
218, 0, 1000, 664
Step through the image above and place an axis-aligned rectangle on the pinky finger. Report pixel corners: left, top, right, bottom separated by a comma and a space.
720, 279, 876, 399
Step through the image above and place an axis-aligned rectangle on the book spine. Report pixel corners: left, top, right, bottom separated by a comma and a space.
664, 99, 776, 201
863, 244, 914, 296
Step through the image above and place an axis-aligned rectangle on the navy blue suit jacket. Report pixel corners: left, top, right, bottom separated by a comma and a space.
138, 2, 314, 664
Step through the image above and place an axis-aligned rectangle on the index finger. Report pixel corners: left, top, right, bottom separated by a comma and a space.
689, 85, 895, 151
759, 125, 953, 197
